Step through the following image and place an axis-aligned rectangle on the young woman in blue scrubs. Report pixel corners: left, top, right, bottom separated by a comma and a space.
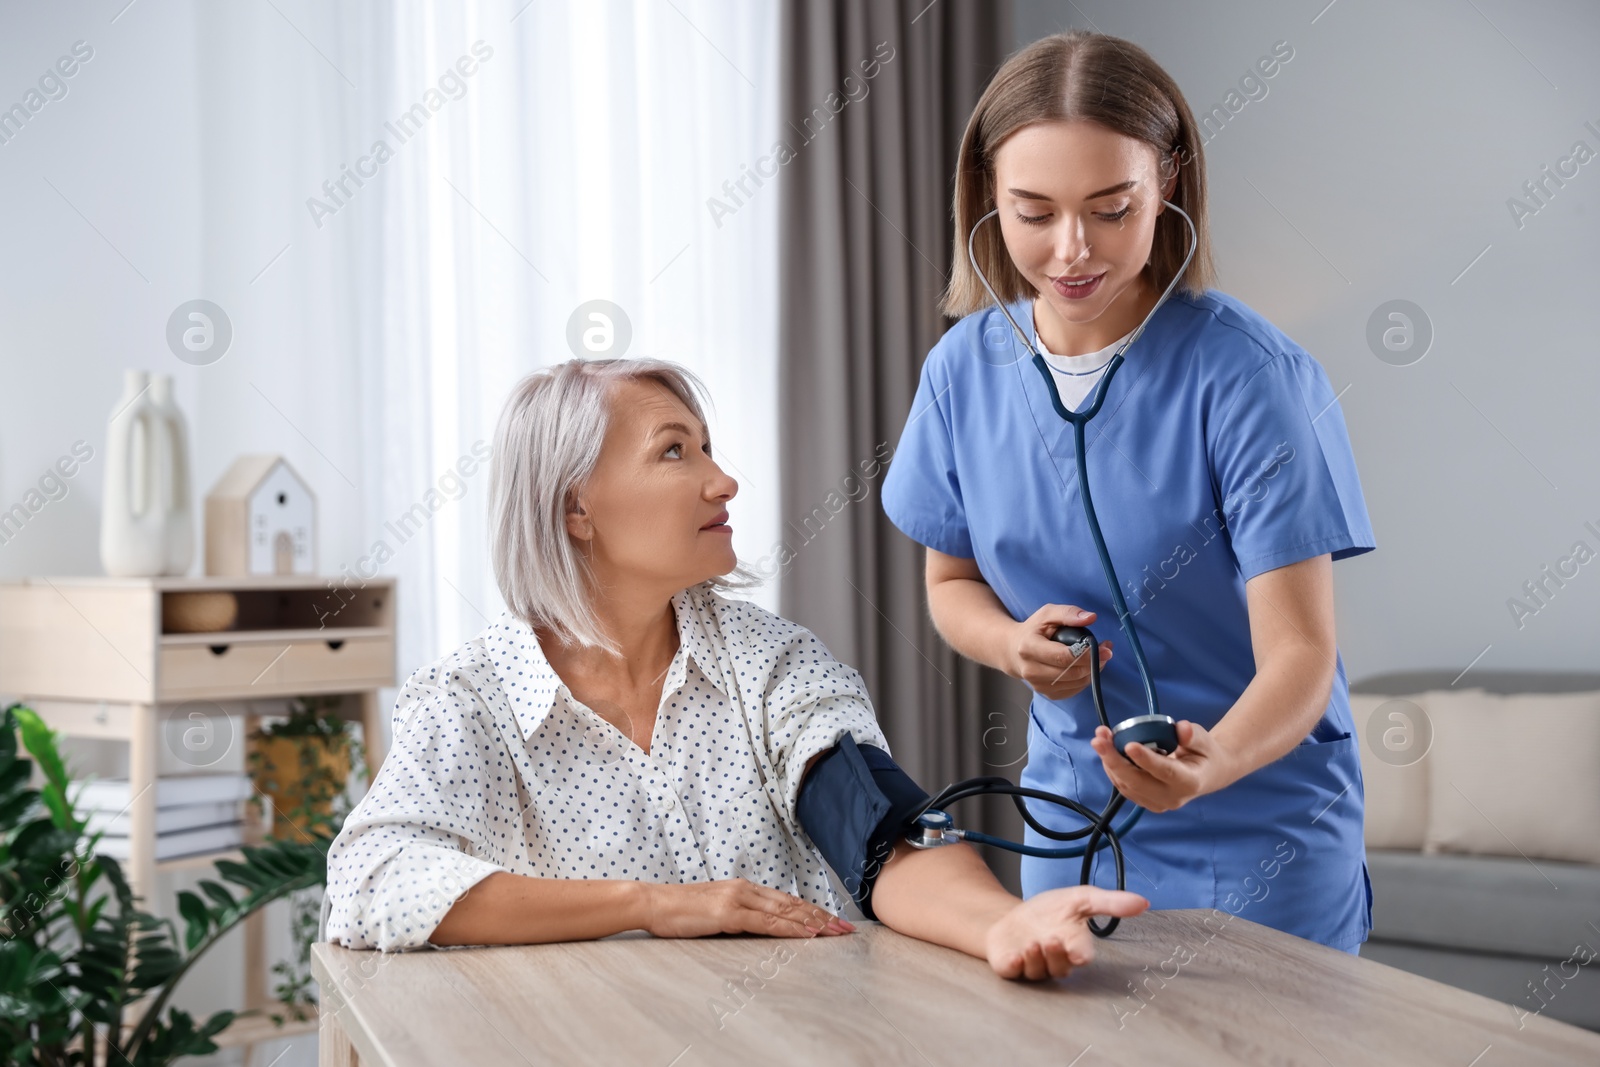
881, 31, 1376, 953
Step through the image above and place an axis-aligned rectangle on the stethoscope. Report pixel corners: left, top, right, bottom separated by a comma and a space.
906, 194, 1199, 937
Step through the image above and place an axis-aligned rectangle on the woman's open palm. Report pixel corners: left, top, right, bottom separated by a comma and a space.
984, 886, 1149, 980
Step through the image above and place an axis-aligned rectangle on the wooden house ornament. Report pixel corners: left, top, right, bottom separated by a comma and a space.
204, 455, 316, 576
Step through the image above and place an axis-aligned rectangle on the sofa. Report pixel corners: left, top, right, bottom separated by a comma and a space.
1350, 670, 1600, 1032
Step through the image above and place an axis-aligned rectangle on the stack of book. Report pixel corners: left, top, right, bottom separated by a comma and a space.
79, 773, 255, 861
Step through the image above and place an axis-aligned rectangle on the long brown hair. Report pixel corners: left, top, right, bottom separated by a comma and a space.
943, 31, 1218, 318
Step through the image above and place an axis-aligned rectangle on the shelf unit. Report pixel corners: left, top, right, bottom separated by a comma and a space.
0, 574, 396, 1056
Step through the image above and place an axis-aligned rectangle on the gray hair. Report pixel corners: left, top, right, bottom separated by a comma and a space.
490, 357, 759, 653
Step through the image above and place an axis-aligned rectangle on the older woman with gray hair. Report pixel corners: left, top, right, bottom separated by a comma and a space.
322, 357, 1146, 980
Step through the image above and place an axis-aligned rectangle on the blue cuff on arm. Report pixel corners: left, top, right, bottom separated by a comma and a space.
795, 734, 931, 921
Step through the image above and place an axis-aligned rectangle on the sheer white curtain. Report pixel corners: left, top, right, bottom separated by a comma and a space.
338, 2, 782, 706
194, 1, 778, 737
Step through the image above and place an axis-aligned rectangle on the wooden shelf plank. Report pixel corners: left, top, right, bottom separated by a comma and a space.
17, 575, 395, 592
155, 847, 246, 873
160, 625, 391, 646
201, 1003, 320, 1048
85, 1003, 318, 1058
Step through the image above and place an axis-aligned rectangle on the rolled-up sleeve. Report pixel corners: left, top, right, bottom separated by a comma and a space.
322, 674, 511, 951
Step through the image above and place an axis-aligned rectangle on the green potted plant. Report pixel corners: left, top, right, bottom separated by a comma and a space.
247, 695, 366, 843
0, 702, 328, 1065
246, 695, 367, 1021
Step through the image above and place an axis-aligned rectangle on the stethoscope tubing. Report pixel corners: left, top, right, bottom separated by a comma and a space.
919, 196, 1199, 936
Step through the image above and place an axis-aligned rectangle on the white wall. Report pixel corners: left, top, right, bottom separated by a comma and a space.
0, 0, 368, 586
1, 3, 198, 572
1015, 0, 1600, 679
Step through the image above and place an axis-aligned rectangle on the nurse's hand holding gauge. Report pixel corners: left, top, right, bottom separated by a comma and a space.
1088, 718, 1226, 814
884, 31, 1376, 954
1005, 604, 1113, 701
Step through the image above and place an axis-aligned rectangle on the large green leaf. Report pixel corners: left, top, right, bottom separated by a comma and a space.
13, 707, 81, 836
175, 892, 211, 952
195, 880, 236, 911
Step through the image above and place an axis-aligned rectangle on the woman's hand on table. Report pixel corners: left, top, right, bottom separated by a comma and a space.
1089, 719, 1235, 813
984, 886, 1149, 980
1007, 605, 1114, 701
641, 878, 854, 939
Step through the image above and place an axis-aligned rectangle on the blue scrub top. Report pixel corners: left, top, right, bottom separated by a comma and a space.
881, 289, 1377, 951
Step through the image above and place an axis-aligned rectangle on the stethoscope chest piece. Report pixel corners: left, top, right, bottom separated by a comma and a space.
1110, 714, 1180, 760
908, 809, 958, 849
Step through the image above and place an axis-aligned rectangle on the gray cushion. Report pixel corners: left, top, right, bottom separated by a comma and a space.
1353, 670, 1600, 696
1368, 849, 1600, 958
1361, 940, 1600, 1032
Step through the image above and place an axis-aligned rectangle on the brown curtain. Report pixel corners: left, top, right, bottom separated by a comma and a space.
777, 0, 1030, 892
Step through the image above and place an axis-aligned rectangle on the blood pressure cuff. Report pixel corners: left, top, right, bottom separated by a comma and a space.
795, 733, 931, 921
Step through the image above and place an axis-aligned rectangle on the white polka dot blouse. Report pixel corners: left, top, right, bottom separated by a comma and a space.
321, 581, 890, 951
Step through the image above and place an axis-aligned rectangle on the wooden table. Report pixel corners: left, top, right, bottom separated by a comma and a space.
312, 909, 1600, 1066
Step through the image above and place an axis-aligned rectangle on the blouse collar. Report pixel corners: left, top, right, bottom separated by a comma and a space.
485, 584, 727, 742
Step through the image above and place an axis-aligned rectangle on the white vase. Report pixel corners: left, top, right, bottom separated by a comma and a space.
149, 374, 194, 575
100, 370, 169, 577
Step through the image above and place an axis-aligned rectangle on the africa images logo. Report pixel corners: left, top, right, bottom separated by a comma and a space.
305, 41, 494, 229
